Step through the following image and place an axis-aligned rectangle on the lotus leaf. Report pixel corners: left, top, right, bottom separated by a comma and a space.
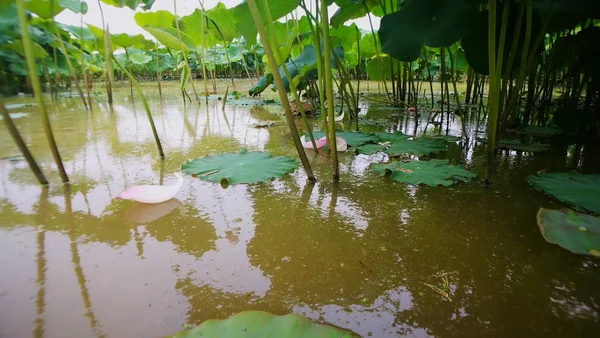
423, 134, 462, 143
232, 0, 299, 46
181, 149, 297, 185
374, 131, 408, 143
478, 138, 550, 152
536, 208, 600, 256
508, 126, 564, 137
100, 0, 154, 10
354, 143, 386, 155
371, 159, 476, 187
529, 171, 600, 215
169, 311, 356, 337
385, 138, 446, 157
378, 0, 474, 62
134, 10, 175, 29
310, 131, 379, 147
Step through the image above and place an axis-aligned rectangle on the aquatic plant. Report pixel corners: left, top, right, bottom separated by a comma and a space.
529, 171, 600, 215
371, 159, 476, 187
181, 149, 298, 185
169, 311, 357, 337
537, 208, 600, 256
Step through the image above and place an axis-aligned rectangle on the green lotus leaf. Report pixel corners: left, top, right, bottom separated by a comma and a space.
374, 131, 408, 143
232, 0, 299, 46
142, 27, 194, 51
134, 10, 175, 29
371, 159, 476, 187
128, 52, 152, 65
366, 55, 392, 81
26, 0, 87, 19
310, 130, 379, 147
379, 0, 474, 62
169, 311, 356, 337
536, 208, 600, 256
385, 138, 446, 157
423, 134, 462, 143
100, 0, 154, 10
205, 2, 238, 41
507, 126, 564, 137
181, 149, 297, 185
5, 40, 48, 59
354, 143, 386, 155
478, 138, 550, 152
529, 171, 600, 215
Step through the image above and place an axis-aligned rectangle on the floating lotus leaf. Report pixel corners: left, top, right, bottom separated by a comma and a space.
478, 138, 550, 152
385, 138, 446, 157
423, 134, 462, 143
310, 131, 379, 147
508, 126, 564, 137
536, 208, 600, 256
169, 311, 356, 337
374, 131, 409, 143
371, 159, 476, 187
529, 171, 600, 215
354, 143, 386, 155
181, 149, 297, 185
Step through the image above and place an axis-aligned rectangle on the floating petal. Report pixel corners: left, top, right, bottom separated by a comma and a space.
116, 173, 183, 204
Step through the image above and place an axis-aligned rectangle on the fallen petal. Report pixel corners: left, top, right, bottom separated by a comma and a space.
116, 173, 184, 204
301, 135, 327, 149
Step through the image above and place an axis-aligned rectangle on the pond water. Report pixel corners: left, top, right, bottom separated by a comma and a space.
1, 81, 599, 337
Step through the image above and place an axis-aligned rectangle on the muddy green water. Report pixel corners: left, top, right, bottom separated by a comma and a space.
1, 82, 599, 338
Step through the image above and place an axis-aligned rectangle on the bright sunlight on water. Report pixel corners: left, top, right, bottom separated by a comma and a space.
1, 81, 599, 338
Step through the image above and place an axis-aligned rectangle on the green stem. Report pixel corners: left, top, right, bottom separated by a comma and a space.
246, 0, 315, 181
174, 0, 201, 103
53, 23, 89, 110
1, 99, 48, 185
261, 0, 318, 151
16, 0, 68, 183
321, 0, 339, 180
113, 56, 165, 158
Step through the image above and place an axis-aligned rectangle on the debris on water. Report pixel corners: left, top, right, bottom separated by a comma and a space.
251, 121, 275, 128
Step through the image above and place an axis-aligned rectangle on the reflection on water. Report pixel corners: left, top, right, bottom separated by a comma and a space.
0, 83, 599, 337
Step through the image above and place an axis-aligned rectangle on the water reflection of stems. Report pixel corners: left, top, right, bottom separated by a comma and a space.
63, 186, 105, 337
34, 188, 48, 338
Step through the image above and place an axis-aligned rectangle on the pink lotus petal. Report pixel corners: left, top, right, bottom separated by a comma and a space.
116, 173, 183, 204
335, 136, 348, 152
301, 135, 327, 149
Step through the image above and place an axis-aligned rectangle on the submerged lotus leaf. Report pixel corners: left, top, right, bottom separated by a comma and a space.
385, 138, 446, 157
310, 131, 379, 147
536, 208, 600, 256
169, 311, 356, 337
371, 159, 476, 187
181, 149, 297, 185
529, 171, 600, 215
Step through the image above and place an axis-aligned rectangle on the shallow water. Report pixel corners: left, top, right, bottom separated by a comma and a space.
1, 82, 599, 338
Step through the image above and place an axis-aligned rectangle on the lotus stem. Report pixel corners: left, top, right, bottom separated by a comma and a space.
261, 0, 318, 151
1, 99, 48, 185
113, 56, 165, 158
52, 23, 89, 110
174, 0, 201, 103
16, 0, 69, 183
320, 0, 339, 180
103, 24, 114, 104
246, 0, 315, 181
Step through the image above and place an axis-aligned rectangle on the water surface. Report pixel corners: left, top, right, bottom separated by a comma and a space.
1, 82, 599, 337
